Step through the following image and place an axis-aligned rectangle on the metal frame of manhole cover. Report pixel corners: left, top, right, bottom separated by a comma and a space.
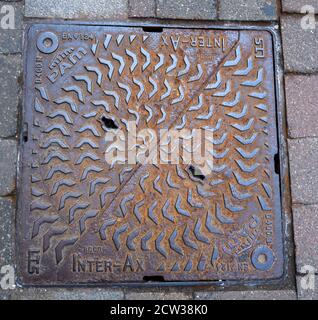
16, 22, 290, 287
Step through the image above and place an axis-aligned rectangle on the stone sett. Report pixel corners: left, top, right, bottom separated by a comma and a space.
12, 288, 124, 300
285, 75, 318, 138
0, 1, 23, 54
125, 290, 192, 300
128, 0, 155, 18
282, 0, 318, 13
0, 54, 21, 138
0, 197, 15, 266
281, 16, 318, 73
293, 205, 318, 273
297, 275, 318, 300
156, 0, 217, 20
24, 0, 128, 19
288, 138, 318, 204
194, 290, 297, 300
219, 0, 277, 21
0, 139, 17, 196
0, 290, 11, 300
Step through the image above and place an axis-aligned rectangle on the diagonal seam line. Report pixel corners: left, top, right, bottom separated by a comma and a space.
28, 31, 242, 252
103, 31, 242, 211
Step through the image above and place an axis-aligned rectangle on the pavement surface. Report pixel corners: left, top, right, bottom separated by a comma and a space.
0, 0, 318, 300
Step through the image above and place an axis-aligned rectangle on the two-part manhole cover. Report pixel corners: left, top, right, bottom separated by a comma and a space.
17, 24, 284, 285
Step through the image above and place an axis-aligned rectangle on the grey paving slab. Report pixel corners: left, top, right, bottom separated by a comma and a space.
0, 290, 11, 300
12, 288, 124, 300
219, 0, 277, 21
125, 290, 192, 300
0, 197, 15, 266
282, 0, 318, 13
128, 0, 155, 17
288, 138, 318, 204
281, 16, 318, 73
0, 140, 17, 196
0, 54, 21, 138
194, 290, 297, 300
293, 205, 318, 273
285, 75, 318, 138
156, 0, 217, 20
0, 2, 23, 53
24, 0, 128, 19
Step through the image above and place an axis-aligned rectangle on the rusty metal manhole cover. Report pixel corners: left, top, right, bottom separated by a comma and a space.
17, 24, 283, 285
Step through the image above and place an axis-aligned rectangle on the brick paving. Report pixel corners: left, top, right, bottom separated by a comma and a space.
125, 290, 192, 300
0, 139, 17, 196
156, 0, 217, 20
293, 205, 318, 273
12, 288, 125, 300
24, 0, 128, 19
282, 0, 318, 13
0, 0, 318, 300
0, 1, 23, 53
280, 0, 318, 302
285, 75, 318, 138
219, 0, 277, 21
194, 290, 297, 300
288, 138, 318, 204
281, 16, 318, 73
0, 55, 21, 138
0, 197, 15, 266
128, 0, 156, 18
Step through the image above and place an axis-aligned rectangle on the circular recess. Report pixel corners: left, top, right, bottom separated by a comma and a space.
251, 245, 274, 271
37, 32, 59, 54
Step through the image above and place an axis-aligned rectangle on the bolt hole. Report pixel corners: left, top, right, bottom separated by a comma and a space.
43, 37, 53, 48
189, 165, 205, 180
274, 153, 280, 175
142, 26, 163, 33
258, 253, 267, 264
143, 275, 165, 282
101, 116, 118, 129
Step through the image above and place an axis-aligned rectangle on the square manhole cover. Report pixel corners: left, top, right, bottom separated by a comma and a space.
17, 24, 284, 285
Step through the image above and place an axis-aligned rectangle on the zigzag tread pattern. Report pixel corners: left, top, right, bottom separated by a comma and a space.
21, 28, 279, 282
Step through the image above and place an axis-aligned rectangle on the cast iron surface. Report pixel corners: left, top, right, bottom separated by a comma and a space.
17, 23, 283, 285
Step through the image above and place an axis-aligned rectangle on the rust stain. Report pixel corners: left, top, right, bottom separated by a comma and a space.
17, 24, 283, 285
